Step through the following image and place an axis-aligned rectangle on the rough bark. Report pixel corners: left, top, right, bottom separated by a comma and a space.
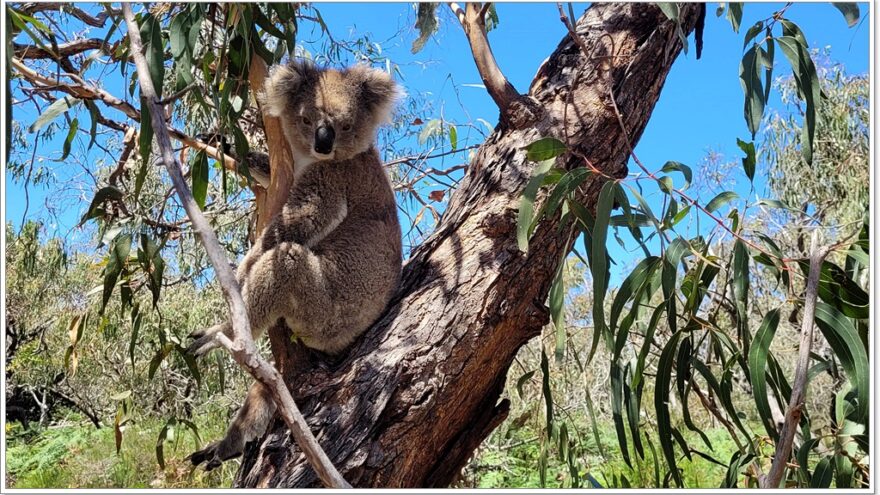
236, 3, 701, 488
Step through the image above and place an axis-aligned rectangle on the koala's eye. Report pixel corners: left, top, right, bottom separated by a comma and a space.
342, 123, 352, 132
301, 116, 312, 125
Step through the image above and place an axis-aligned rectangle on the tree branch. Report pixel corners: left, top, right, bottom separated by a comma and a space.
760, 230, 832, 488
121, 4, 349, 489
19, 3, 121, 28
448, 2, 519, 117
13, 38, 109, 59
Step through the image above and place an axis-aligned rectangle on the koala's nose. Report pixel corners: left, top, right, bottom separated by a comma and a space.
314, 125, 335, 155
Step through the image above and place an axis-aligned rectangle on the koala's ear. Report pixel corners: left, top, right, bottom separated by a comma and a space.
263, 60, 320, 117
347, 66, 402, 123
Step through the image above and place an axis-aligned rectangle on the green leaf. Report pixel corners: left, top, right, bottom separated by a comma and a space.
814, 303, 868, 423
59, 118, 79, 161
654, 331, 683, 487
148, 343, 173, 380
80, 186, 124, 226
448, 124, 458, 151
591, 181, 616, 346
191, 150, 209, 209
705, 191, 739, 213
748, 309, 781, 440
832, 3, 860, 27
726, 2, 743, 32
660, 161, 692, 189
540, 348, 554, 438
739, 45, 764, 138
169, 10, 189, 60
84, 100, 99, 150
776, 30, 820, 165
532, 168, 590, 235
515, 370, 535, 399
742, 21, 763, 49
29, 96, 81, 133
657, 3, 679, 21
101, 235, 131, 314
550, 261, 566, 363
610, 363, 632, 467
810, 457, 833, 488
733, 240, 750, 352
129, 307, 141, 367
139, 13, 166, 100
736, 138, 756, 182
610, 256, 660, 338
136, 100, 153, 201
516, 159, 556, 253
155, 418, 176, 469
525, 137, 567, 162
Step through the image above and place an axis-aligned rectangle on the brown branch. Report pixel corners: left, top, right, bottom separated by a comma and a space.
448, 2, 519, 116
760, 231, 832, 488
20, 3, 121, 28
13, 38, 109, 59
121, 4, 349, 489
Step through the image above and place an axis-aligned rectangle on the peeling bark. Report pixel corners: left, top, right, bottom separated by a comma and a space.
236, 3, 701, 488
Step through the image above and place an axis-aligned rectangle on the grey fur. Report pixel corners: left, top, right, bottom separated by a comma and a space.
188, 61, 402, 470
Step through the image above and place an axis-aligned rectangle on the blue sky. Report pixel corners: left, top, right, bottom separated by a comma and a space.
5, 3, 870, 281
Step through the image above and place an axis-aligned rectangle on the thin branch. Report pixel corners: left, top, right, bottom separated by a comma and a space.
121, 4, 349, 489
448, 2, 519, 116
156, 81, 199, 106
20, 3, 121, 28
13, 38, 109, 59
760, 230, 832, 488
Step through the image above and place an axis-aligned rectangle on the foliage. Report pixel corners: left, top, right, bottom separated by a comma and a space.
512, 4, 868, 486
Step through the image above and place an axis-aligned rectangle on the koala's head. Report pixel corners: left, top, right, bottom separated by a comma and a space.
264, 60, 401, 162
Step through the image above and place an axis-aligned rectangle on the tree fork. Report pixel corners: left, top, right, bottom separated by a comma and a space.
236, 3, 701, 487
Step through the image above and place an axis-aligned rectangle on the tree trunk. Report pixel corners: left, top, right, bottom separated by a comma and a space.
235, 3, 700, 488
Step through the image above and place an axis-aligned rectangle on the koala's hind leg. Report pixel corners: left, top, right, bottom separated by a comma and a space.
189, 381, 276, 470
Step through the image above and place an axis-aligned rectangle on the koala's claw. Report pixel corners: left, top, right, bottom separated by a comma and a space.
188, 441, 241, 471
186, 324, 224, 357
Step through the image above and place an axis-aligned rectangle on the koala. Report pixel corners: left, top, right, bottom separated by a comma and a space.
187, 60, 403, 470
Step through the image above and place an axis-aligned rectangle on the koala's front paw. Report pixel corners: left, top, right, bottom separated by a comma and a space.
186, 324, 226, 357
188, 440, 242, 471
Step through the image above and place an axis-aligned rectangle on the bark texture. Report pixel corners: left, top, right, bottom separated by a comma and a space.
235, 3, 700, 488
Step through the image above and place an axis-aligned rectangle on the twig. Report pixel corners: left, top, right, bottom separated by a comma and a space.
13, 38, 109, 60
20, 3, 121, 28
121, 4, 350, 489
156, 81, 199, 106
448, 2, 519, 116
760, 230, 832, 488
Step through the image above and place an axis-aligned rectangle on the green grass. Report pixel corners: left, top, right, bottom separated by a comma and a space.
463, 417, 741, 489
6, 411, 238, 489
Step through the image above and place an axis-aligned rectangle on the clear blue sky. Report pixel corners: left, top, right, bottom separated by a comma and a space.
5, 2, 870, 281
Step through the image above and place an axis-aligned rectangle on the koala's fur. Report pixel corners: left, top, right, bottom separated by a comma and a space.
187, 61, 403, 469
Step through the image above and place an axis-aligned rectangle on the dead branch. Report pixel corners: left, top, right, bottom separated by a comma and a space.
760, 230, 832, 488
19, 3, 121, 28
13, 38, 109, 59
121, 4, 349, 489
448, 2, 519, 117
